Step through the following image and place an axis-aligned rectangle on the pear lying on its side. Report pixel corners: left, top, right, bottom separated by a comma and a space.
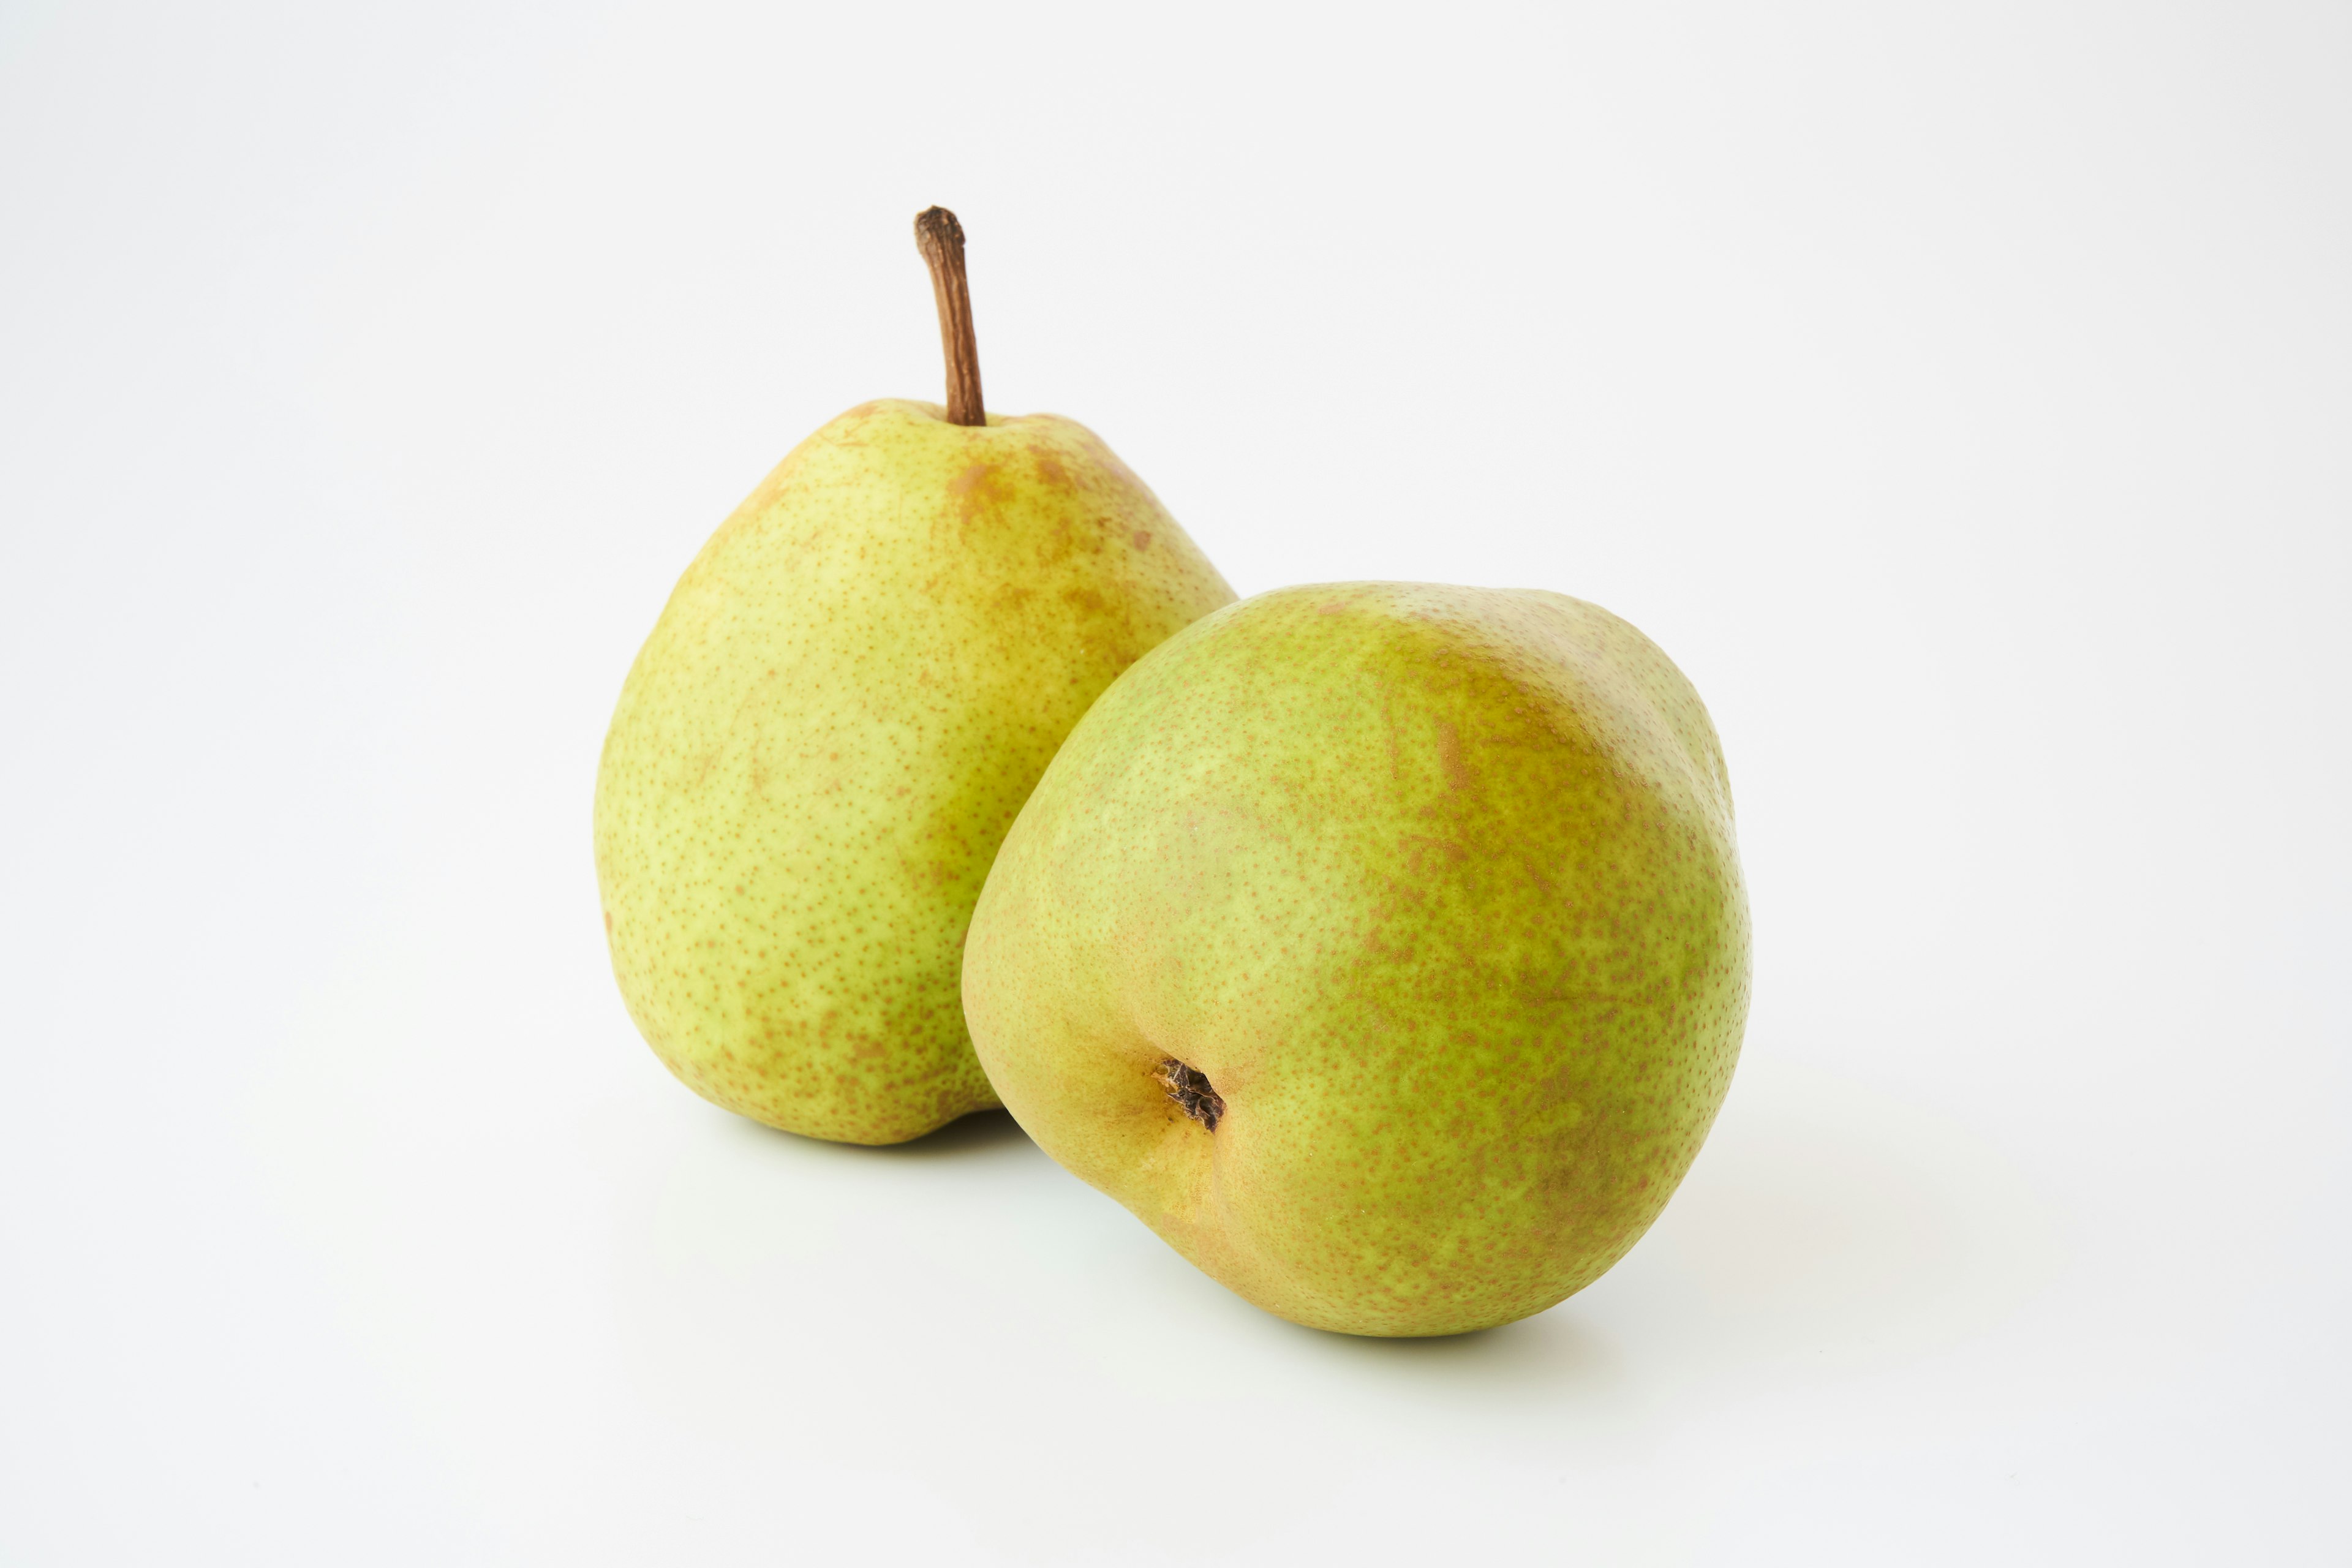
963, 582, 1748, 1334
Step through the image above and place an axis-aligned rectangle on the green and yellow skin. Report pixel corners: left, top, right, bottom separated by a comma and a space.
962, 583, 1749, 1335
595, 399, 1235, 1144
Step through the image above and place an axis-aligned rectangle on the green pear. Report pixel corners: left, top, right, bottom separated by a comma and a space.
594, 209, 1235, 1144
962, 582, 1748, 1334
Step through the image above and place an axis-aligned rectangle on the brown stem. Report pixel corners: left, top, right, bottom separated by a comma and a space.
914, 206, 985, 426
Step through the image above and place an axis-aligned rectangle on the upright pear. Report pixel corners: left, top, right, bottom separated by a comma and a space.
595, 210, 1235, 1144
963, 583, 1748, 1334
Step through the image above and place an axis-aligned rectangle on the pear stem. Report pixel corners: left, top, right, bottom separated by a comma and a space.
914, 206, 986, 427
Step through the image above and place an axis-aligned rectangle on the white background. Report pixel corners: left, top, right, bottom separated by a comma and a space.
4, 2, 2346, 1562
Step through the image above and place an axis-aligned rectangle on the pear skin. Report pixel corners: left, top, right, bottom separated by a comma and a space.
596, 399, 1235, 1144
962, 582, 1749, 1333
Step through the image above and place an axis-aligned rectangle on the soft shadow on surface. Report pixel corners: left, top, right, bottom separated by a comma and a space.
876, 1106, 1033, 1157
1266, 1295, 1634, 1407
723, 1104, 1035, 1159
1639, 1059, 2066, 1359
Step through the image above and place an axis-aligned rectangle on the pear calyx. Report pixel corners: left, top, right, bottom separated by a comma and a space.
1154, 1058, 1226, 1131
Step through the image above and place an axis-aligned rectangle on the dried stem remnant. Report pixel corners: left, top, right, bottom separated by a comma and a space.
913, 206, 986, 427
1154, 1058, 1226, 1132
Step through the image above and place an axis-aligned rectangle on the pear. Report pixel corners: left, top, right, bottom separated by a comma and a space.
962, 582, 1748, 1334
595, 209, 1235, 1144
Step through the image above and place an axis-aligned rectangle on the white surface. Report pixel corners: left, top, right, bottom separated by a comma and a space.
4, 3, 2346, 1562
